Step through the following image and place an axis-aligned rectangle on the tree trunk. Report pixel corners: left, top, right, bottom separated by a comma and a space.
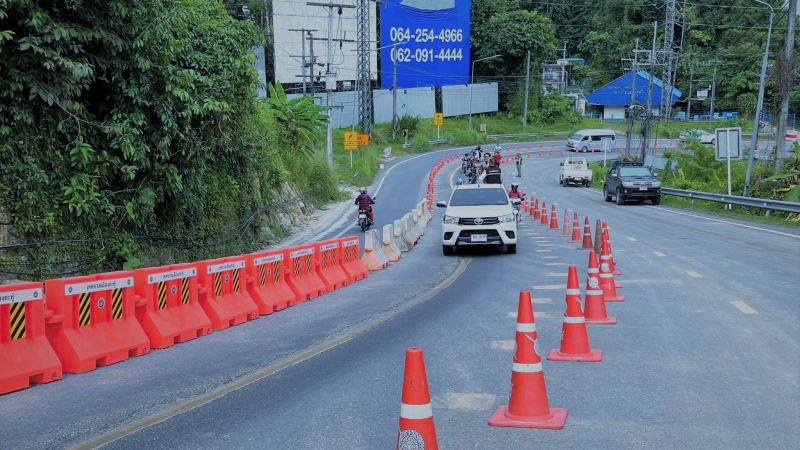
774, 0, 797, 171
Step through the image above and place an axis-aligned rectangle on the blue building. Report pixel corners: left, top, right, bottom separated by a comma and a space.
586, 71, 682, 122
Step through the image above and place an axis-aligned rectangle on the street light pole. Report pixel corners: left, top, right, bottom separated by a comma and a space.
744, 0, 774, 197
469, 54, 501, 131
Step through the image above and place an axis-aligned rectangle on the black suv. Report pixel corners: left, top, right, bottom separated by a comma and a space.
603, 161, 661, 205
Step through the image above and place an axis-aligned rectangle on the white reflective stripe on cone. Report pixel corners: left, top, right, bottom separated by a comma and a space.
587, 268, 599, 273
516, 323, 536, 333
512, 362, 543, 373
599, 273, 612, 278
586, 289, 603, 295
563, 316, 586, 324
566, 289, 581, 295
400, 402, 433, 420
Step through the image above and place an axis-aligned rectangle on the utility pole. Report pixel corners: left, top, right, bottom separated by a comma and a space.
660, 0, 677, 120
392, 42, 398, 140
560, 41, 567, 93
710, 57, 717, 122
625, 39, 639, 157
306, 1, 355, 168
356, 0, 372, 134
687, 65, 693, 120
643, 21, 658, 160
744, 0, 775, 197
523, 50, 531, 132
290, 28, 318, 96
773, 0, 797, 172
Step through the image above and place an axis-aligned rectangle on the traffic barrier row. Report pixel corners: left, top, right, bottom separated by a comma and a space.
1, 236, 369, 395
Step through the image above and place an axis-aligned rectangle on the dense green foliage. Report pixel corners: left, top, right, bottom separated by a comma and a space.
0, 0, 336, 278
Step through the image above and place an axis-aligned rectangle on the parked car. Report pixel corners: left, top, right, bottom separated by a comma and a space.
559, 156, 592, 187
436, 184, 519, 255
603, 161, 661, 205
679, 129, 715, 145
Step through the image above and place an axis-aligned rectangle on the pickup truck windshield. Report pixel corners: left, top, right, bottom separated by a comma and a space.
450, 188, 508, 206
619, 167, 653, 177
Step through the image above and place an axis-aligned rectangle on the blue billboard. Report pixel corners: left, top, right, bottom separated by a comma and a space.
380, 0, 470, 89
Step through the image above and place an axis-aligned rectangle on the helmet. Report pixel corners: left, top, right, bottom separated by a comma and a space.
360, 187, 367, 194
511, 182, 519, 189
455, 178, 463, 185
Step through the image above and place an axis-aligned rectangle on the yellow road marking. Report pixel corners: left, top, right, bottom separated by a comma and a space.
730, 301, 758, 314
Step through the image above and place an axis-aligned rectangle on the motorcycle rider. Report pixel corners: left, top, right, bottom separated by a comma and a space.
484, 159, 502, 184
355, 187, 375, 224
507, 182, 525, 200
455, 177, 464, 186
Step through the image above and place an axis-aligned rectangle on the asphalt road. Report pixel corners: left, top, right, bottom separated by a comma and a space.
1, 145, 798, 449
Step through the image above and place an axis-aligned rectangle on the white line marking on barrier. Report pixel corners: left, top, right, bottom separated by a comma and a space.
730, 301, 759, 314
685, 270, 703, 278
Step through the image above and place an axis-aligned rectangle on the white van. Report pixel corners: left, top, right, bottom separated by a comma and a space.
566, 129, 617, 153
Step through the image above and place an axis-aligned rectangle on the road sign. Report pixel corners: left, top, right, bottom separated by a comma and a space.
434, 113, 443, 126
357, 134, 370, 146
715, 128, 742, 161
344, 131, 358, 150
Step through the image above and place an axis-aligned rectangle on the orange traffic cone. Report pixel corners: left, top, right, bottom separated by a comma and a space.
579, 217, 593, 250
549, 205, 559, 230
548, 266, 602, 362
602, 224, 621, 275
540, 202, 549, 226
599, 239, 624, 302
528, 198, 536, 217
489, 291, 568, 429
532, 199, 540, 219
560, 209, 571, 237
522, 200, 530, 214
397, 347, 438, 449
569, 213, 581, 243
584, 250, 617, 325
593, 219, 603, 255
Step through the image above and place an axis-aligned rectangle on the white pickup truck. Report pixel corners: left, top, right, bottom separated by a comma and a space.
559, 156, 592, 187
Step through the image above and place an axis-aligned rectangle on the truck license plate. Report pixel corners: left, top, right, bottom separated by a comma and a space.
639, 186, 648, 191
471, 234, 488, 243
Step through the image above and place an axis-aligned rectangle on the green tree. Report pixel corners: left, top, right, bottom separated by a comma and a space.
263, 81, 327, 154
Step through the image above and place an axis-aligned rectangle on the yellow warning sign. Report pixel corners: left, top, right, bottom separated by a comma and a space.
434, 113, 443, 126
344, 131, 358, 150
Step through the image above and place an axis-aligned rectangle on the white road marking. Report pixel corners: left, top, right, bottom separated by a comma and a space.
532, 297, 552, 303
730, 301, 759, 314
490, 340, 515, 350
653, 251, 666, 257
546, 273, 568, 277
535, 249, 552, 252
533, 285, 563, 290
626, 237, 637, 242
546, 262, 568, 266
541, 256, 558, 259
685, 270, 703, 278
439, 393, 497, 410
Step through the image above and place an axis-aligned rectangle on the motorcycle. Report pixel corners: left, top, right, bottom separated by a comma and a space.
461, 153, 470, 173
357, 197, 377, 232
510, 198, 523, 223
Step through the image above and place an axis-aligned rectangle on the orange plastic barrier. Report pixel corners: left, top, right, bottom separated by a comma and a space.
44, 272, 150, 374
339, 237, 368, 283
132, 264, 212, 349
195, 257, 259, 330
315, 239, 349, 292
283, 245, 327, 302
1, 282, 62, 395
245, 250, 298, 314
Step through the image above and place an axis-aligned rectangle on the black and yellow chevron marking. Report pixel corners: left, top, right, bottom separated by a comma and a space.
157, 282, 167, 310
214, 272, 222, 297
258, 264, 266, 286
304, 254, 313, 274
112, 288, 123, 320
79, 292, 91, 326
331, 248, 338, 266
10, 302, 26, 340
232, 268, 240, 292
293, 258, 301, 277
272, 261, 280, 283
181, 279, 190, 304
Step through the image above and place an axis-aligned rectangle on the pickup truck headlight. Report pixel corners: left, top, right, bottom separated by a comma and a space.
499, 213, 516, 223
652, 181, 661, 187
622, 181, 635, 188
443, 215, 460, 225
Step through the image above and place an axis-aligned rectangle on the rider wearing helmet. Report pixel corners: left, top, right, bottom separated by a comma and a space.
507, 182, 525, 200
455, 177, 464, 186
355, 187, 375, 224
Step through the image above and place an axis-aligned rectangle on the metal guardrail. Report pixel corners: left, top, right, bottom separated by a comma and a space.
486, 132, 571, 139
428, 138, 453, 145
660, 188, 800, 215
